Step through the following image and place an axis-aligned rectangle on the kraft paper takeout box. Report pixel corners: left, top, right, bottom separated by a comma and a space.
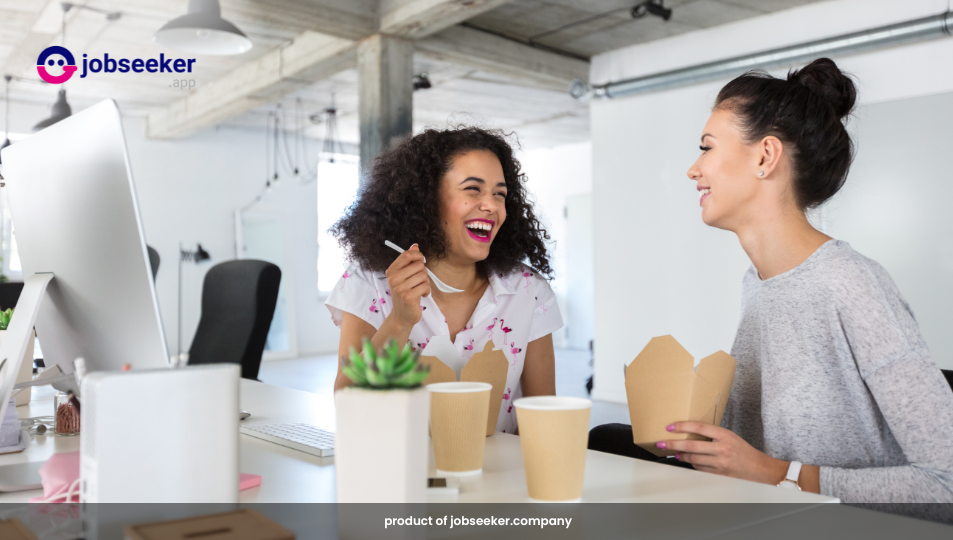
625, 335, 736, 457
419, 337, 507, 436
124, 509, 294, 540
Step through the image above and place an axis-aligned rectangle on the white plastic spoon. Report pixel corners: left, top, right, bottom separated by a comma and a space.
384, 240, 464, 293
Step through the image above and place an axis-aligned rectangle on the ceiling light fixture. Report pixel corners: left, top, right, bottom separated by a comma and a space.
154, 0, 253, 56
33, 88, 72, 131
413, 73, 432, 91
632, 0, 672, 21
32, 4, 73, 132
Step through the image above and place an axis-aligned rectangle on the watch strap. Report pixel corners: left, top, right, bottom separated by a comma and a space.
785, 461, 802, 484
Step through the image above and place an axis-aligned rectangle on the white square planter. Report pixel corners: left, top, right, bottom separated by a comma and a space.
334, 386, 429, 503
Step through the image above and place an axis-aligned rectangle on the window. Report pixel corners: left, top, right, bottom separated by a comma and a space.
0, 188, 22, 281
317, 155, 360, 292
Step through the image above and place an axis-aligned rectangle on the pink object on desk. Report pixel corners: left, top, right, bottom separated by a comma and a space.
240, 473, 262, 491
28, 451, 262, 503
29, 451, 81, 503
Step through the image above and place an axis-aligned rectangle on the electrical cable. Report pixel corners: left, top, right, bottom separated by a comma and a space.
294, 98, 320, 180
241, 95, 340, 209
37, 478, 81, 503
526, 1, 670, 45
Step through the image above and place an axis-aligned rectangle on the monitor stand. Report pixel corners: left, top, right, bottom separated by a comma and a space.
0, 273, 54, 493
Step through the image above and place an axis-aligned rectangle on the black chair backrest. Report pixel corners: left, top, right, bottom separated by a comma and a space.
942, 370, 953, 392
147, 245, 160, 281
188, 259, 281, 380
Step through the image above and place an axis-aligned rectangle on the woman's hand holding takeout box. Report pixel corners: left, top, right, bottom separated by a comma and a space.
656, 421, 820, 493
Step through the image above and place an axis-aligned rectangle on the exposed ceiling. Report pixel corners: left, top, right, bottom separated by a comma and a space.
467, 0, 827, 58
0, 0, 826, 149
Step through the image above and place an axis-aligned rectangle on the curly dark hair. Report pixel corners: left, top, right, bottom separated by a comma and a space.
330, 126, 553, 278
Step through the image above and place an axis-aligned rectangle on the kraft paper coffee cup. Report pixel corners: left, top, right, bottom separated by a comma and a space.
429, 382, 492, 477
514, 396, 592, 502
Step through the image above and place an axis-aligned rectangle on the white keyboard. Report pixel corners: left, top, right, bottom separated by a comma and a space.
240, 423, 335, 457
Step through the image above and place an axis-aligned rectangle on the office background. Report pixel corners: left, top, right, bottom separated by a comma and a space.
589, 0, 953, 403
0, 0, 950, 406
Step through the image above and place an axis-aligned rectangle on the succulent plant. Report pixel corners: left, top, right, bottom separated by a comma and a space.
342, 338, 430, 389
0, 308, 13, 330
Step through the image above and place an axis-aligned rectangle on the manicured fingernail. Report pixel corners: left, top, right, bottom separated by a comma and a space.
666, 424, 675, 432
656, 442, 666, 449
674, 453, 681, 460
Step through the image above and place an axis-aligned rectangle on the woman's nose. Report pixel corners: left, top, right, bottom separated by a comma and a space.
687, 158, 702, 182
480, 194, 500, 212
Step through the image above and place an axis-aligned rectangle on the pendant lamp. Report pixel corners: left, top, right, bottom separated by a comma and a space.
32, 88, 72, 131
154, 0, 253, 56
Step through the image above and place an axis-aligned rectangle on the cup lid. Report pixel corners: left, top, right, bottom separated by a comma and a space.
513, 396, 592, 410
427, 382, 493, 393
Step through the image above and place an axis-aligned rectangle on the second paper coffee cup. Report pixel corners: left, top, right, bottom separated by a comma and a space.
514, 396, 592, 502
429, 381, 492, 477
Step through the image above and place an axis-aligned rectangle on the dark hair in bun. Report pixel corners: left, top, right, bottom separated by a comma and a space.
715, 57, 857, 210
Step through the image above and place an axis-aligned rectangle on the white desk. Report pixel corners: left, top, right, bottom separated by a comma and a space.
0, 380, 836, 505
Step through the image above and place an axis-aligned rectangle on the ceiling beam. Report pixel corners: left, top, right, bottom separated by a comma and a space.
147, 2, 589, 138
227, 0, 376, 41
147, 32, 357, 139
416, 25, 589, 94
378, 0, 514, 40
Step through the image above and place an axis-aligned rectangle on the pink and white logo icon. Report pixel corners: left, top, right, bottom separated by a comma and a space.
37, 46, 78, 84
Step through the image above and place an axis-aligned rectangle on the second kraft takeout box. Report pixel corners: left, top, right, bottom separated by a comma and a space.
419, 336, 508, 436
625, 335, 736, 457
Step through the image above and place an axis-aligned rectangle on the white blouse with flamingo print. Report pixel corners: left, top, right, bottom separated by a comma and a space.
326, 264, 563, 433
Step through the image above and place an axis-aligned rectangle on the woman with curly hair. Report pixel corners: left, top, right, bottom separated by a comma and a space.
325, 127, 562, 433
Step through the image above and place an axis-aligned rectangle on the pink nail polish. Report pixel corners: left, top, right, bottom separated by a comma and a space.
656, 442, 666, 449
666, 424, 675, 432
674, 453, 681, 460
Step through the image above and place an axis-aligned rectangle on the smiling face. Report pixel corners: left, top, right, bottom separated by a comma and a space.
686, 107, 767, 231
438, 150, 508, 265
43, 54, 69, 76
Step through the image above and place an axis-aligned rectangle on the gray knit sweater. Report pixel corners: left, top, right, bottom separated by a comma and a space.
722, 239, 953, 503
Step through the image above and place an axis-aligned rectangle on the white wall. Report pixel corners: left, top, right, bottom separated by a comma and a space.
2, 100, 341, 358
590, 0, 953, 403
564, 193, 594, 351
127, 118, 341, 358
826, 92, 953, 372
520, 142, 593, 349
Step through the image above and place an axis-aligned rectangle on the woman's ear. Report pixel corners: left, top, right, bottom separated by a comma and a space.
756, 136, 784, 179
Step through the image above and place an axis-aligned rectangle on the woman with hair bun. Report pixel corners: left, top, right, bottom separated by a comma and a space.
326, 127, 562, 433
650, 58, 953, 504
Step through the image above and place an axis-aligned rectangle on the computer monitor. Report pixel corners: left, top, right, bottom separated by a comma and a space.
0, 99, 170, 423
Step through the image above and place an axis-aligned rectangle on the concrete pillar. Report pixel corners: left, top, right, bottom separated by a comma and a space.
358, 34, 414, 181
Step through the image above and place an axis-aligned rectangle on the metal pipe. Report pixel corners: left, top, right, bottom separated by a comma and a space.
571, 11, 952, 100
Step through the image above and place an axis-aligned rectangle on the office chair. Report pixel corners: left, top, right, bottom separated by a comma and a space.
188, 259, 281, 380
0, 281, 24, 310
943, 370, 953, 392
147, 245, 160, 281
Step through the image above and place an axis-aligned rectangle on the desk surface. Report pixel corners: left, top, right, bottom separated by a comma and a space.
1, 379, 837, 505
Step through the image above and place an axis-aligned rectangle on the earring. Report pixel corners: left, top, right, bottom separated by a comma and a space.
758, 171, 764, 177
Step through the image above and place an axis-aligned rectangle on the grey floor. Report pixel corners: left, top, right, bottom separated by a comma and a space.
259, 348, 630, 429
